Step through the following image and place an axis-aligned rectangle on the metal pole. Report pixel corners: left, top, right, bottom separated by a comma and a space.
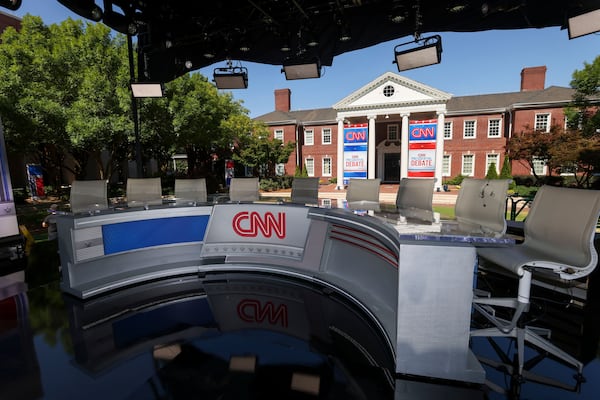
127, 34, 143, 178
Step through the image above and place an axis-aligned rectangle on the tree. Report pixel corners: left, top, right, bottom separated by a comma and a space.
565, 55, 600, 137
506, 125, 557, 183
233, 121, 295, 178
0, 16, 132, 183
485, 162, 498, 179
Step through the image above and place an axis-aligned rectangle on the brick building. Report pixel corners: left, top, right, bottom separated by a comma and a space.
256, 66, 575, 191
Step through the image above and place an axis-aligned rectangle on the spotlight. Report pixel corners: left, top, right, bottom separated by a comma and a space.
282, 57, 321, 80
130, 82, 165, 98
57, 0, 102, 21
568, 8, 600, 39
213, 62, 248, 89
393, 35, 442, 72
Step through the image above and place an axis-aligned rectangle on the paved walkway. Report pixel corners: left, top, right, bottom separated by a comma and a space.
264, 183, 458, 206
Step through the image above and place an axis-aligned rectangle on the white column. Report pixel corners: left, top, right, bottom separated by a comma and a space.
336, 117, 345, 189
367, 114, 377, 179
400, 113, 410, 179
435, 112, 445, 191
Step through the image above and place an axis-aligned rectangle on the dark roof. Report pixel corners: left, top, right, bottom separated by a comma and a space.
256, 86, 577, 124
54, 1, 600, 83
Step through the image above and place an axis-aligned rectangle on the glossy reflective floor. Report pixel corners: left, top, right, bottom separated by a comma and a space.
1, 241, 599, 400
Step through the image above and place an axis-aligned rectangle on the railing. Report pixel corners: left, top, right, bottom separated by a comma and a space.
506, 195, 533, 221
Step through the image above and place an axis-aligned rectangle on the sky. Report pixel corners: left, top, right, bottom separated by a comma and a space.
7, 0, 600, 118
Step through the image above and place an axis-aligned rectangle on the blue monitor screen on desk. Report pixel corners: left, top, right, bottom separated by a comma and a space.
102, 215, 209, 254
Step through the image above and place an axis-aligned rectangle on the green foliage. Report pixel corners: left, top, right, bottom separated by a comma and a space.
294, 165, 309, 177
444, 175, 466, 185
485, 162, 499, 179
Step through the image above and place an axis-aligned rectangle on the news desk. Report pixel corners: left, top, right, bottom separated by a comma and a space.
57, 203, 511, 385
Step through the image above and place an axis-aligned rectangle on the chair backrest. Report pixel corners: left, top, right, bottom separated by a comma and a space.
346, 178, 381, 211
291, 177, 319, 205
396, 178, 435, 221
229, 177, 260, 202
70, 180, 108, 213
126, 177, 163, 207
454, 178, 510, 235
523, 185, 600, 279
175, 178, 207, 204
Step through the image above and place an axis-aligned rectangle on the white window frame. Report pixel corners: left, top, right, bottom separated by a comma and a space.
322, 157, 332, 176
461, 154, 475, 176
442, 154, 451, 176
305, 157, 315, 176
274, 129, 284, 141
487, 119, 501, 138
322, 128, 332, 145
443, 121, 452, 140
275, 163, 285, 176
387, 124, 399, 141
535, 113, 551, 132
321, 198, 332, 208
532, 157, 547, 176
486, 153, 499, 174
463, 120, 476, 139
304, 129, 314, 145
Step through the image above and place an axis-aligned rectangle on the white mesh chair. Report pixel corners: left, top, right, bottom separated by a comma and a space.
453, 178, 511, 236
126, 177, 163, 207
229, 177, 260, 202
346, 178, 381, 212
472, 185, 600, 377
175, 178, 207, 205
70, 180, 108, 214
291, 177, 319, 206
395, 178, 436, 222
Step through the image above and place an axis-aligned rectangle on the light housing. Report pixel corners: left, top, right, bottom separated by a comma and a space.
568, 8, 600, 39
130, 82, 164, 98
213, 66, 249, 89
393, 35, 442, 72
282, 58, 321, 80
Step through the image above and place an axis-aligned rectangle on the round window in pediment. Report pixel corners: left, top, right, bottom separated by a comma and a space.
383, 85, 395, 97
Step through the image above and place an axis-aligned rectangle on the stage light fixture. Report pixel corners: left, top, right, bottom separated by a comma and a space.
282, 58, 321, 80
213, 62, 249, 89
130, 82, 164, 98
393, 35, 442, 72
57, 0, 102, 21
568, 8, 600, 39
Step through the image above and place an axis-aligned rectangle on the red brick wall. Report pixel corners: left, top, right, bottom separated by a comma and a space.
520, 66, 547, 91
299, 124, 338, 182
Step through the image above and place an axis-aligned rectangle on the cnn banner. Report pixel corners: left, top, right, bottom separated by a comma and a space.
343, 123, 368, 184
408, 119, 437, 178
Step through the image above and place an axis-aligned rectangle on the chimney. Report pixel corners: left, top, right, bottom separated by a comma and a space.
275, 88, 291, 112
520, 66, 547, 91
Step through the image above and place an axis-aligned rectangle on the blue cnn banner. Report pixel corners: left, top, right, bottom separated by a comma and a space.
343, 123, 368, 184
408, 119, 437, 178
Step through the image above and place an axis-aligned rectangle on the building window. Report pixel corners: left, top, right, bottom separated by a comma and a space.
274, 129, 284, 141
462, 154, 474, 176
383, 85, 395, 97
305, 158, 315, 176
305, 129, 314, 145
535, 113, 550, 132
488, 119, 501, 138
275, 163, 285, 176
387, 124, 399, 140
463, 120, 476, 139
322, 128, 332, 144
532, 157, 546, 176
444, 121, 452, 139
442, 154, 451, 176
321, 198, 332, 208
486, 154, 499, 174
322, 157, 332, 176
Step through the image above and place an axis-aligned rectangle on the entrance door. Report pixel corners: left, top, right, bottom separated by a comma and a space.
384, 153, 400, 182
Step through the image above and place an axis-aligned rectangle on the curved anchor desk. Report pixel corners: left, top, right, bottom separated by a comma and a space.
57, 203, 510, 385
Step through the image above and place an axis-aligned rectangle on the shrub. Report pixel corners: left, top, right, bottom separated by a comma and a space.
444, 175, 466, 185
485, 163, 499, 179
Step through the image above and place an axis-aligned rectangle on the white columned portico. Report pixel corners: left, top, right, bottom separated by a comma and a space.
367, 114, 377, 179
336, 117, 345, 189
435, 112, 445, 191
400, 113, 410, 179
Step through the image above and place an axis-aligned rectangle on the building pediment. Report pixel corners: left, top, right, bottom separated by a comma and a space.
333, 71, 451, 112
